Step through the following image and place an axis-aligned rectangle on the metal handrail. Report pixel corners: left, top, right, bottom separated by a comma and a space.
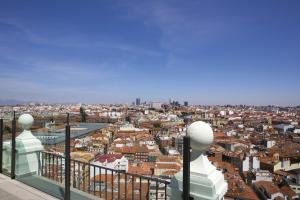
41, 151, 171, 200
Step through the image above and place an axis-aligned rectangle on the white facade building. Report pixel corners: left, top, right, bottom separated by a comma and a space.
242, 156, 260, 172
91, 155, 129, 177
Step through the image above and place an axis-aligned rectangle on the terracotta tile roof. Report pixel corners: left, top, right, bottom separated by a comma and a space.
274, 197, 284, 200
213, 161, 236, 174
140, 162, 155, 171
114, 145, 149, 154
156, 155, 181, 163
214, 162, 259, 200
114, 146, 136, 154
280, 185, 297, 198
253, 181, 281, 195
135, 133, 153, 140
135, 145, 149, 153
92, 174, 117, 183
96, 154, 123, 163
274, 170, 297, 179
128, 165, 152, 175
155, 163, 181, 171
214, 132, 226, 138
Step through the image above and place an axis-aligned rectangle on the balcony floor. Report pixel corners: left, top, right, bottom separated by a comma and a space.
18, 174, 102, 200
0, 173, 58, 200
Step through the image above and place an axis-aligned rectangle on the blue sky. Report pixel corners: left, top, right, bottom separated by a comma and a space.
0, 0, 299, 105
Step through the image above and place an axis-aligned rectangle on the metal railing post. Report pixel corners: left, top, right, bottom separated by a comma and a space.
0, 118, 3, 173
65, 113, 70, 200
182, 135, 190, 200
11, 112, 16, 179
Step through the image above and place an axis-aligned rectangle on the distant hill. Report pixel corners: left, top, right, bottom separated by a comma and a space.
0, 99, 27, 106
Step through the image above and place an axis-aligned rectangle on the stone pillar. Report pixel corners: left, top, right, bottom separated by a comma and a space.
3, 114, 44, 177
168, 121, 228, 200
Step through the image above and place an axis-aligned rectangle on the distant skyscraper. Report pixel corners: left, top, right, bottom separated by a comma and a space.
171, 101, 180, 107
184, 101, 188, 107
136, 98, 141, 106
169, 98, 174, 105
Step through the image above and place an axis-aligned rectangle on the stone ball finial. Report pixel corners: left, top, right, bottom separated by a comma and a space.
18, 114, 34, 130
187, 121, 214, 151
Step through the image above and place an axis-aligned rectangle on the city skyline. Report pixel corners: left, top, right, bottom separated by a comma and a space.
1, 1, 300, 106
0, 98, 299, 107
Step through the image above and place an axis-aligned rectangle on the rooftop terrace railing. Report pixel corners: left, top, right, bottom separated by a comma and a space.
40, 151, 170, 200
0, 114, 172, 200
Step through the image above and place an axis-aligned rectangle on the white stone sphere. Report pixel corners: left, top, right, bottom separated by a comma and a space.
18, 114, 34, 130
187, 121, 214, 151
